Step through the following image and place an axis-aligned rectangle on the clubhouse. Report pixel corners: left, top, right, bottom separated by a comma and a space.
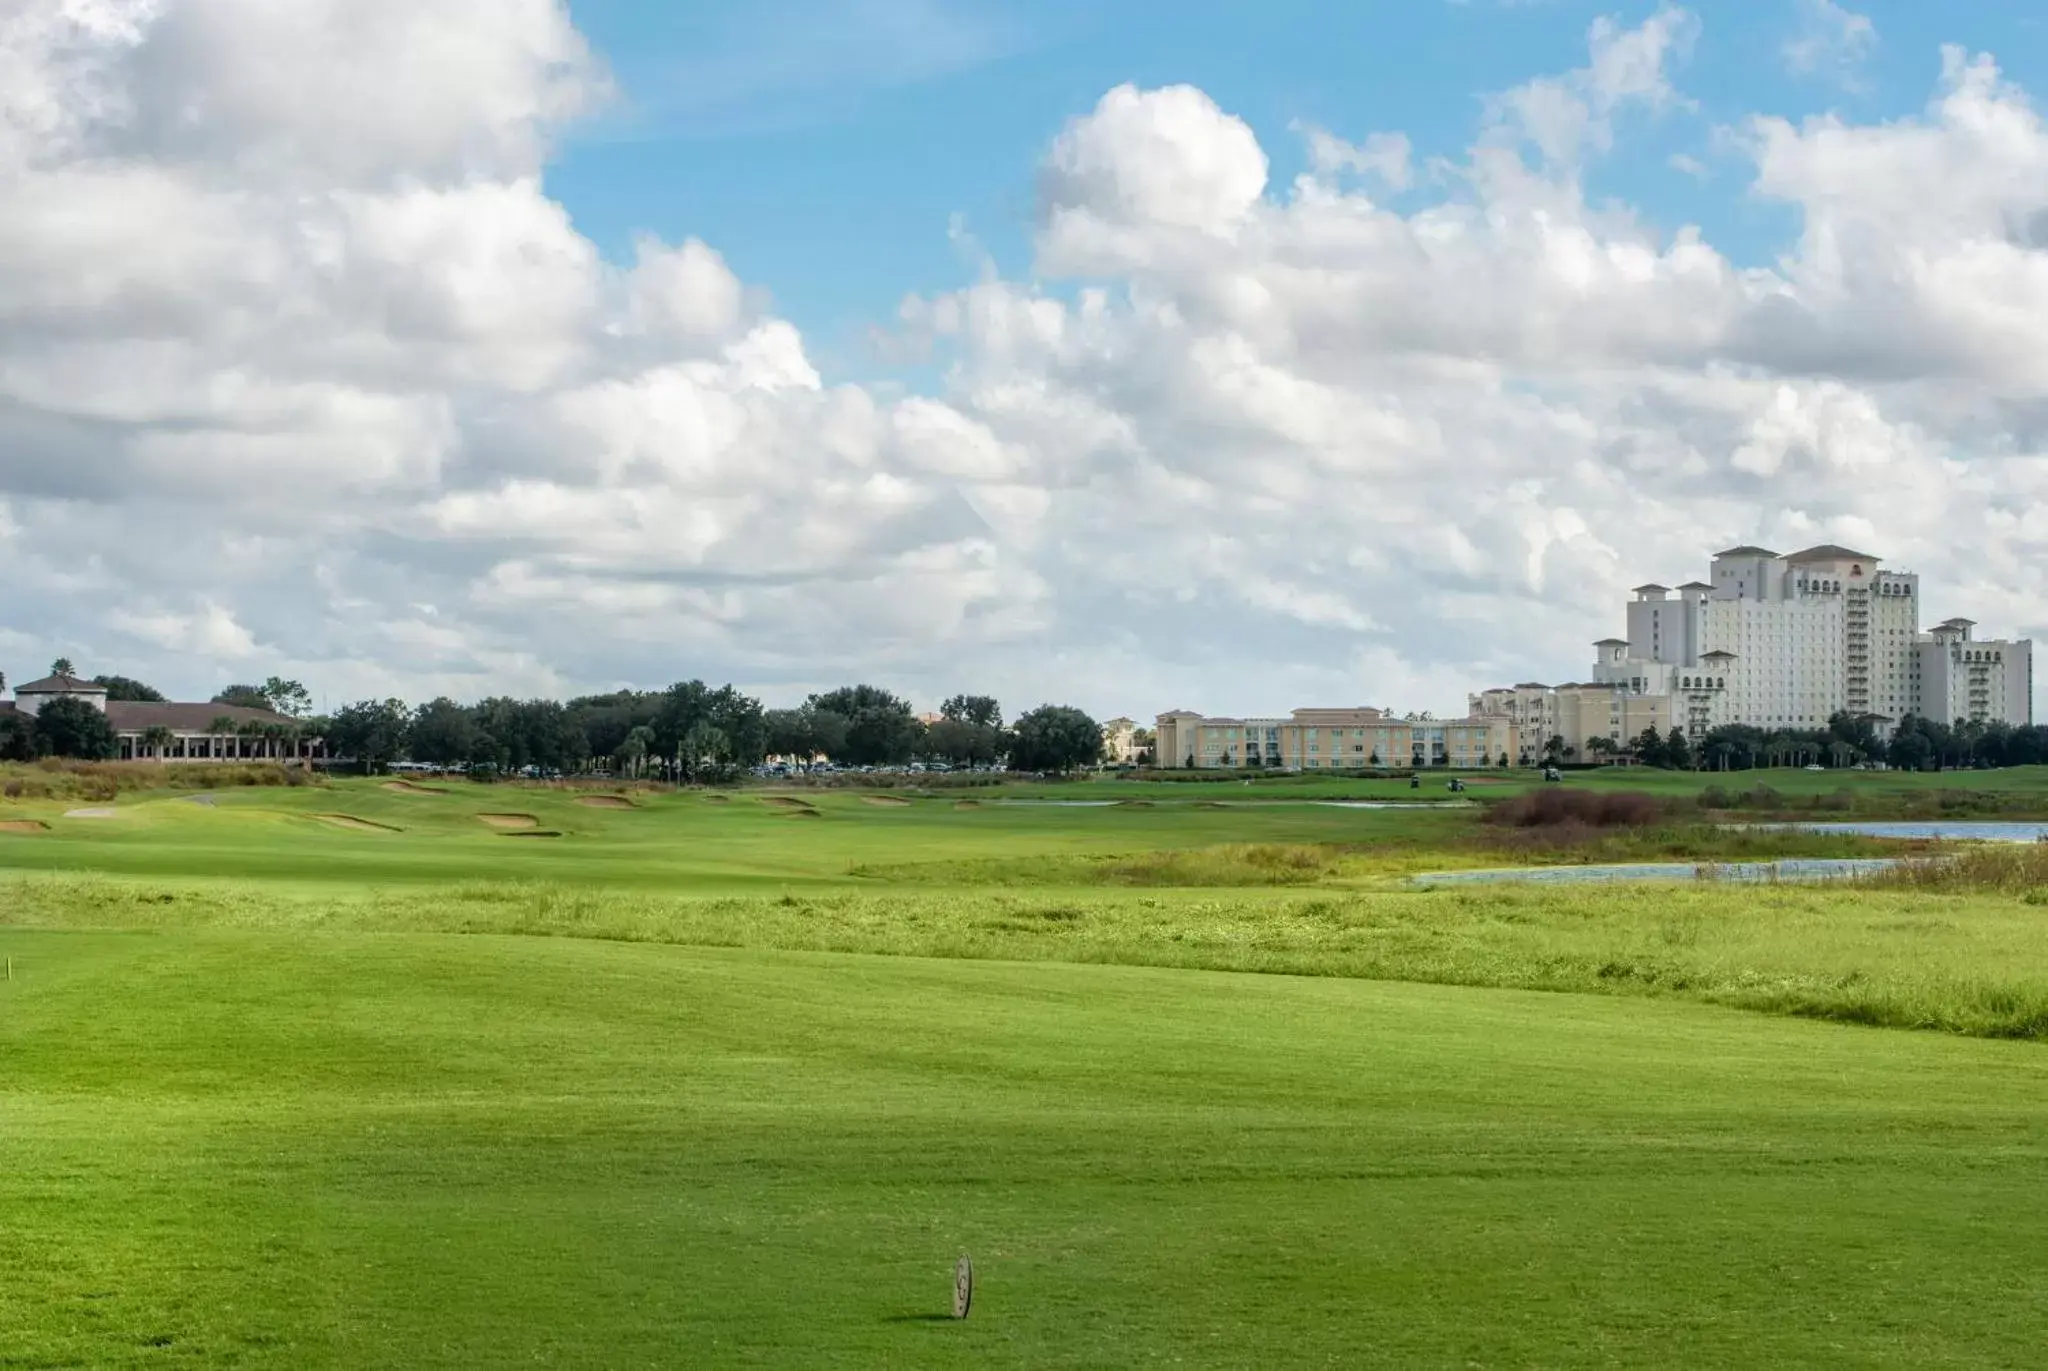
2, 671, 324, 763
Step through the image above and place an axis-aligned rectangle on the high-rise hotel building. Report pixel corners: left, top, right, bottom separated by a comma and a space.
1588, 544, 2032, 733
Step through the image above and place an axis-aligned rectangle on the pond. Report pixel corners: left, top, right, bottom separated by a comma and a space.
1739, 821, 2048, 843
1411, 858, 1900, 886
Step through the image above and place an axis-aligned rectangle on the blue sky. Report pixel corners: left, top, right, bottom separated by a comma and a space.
10, 0, 2048, 717
551, 0, 2048, 379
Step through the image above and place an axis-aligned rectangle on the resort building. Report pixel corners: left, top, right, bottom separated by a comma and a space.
1469, 683, 1676, 763
1917, 620, 2034, 728
1, 671, 322, 762
1153, 707, 1514, 771
1587, 545, 2034, 733
1100, 717, 1142, 765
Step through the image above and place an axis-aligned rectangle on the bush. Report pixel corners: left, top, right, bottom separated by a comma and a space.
1482, 789, 1668, 829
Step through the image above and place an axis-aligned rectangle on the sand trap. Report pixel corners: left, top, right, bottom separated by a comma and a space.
477, 813, 540, 830
0, 819, 50, 834
317, 814, 400, 833
775, 809, 822, 819
383, 780, 446, 795
861, 795, 911, 808
500, 830, 563, 839
64, 807, 119, 819
575, 795, 636, 810
761, 796, 814, 811
954, 800, 983, 811
186, 794, 218, 807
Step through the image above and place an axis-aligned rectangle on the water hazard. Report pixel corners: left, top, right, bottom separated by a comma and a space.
1412, 858, 1900, 886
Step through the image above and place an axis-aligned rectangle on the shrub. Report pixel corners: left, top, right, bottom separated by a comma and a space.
1482, 789, 1668, 829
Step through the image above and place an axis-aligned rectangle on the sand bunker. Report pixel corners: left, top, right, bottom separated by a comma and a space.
954, 800, 983, 811
383, 780, 446, 795
64, 807, 119, 819
317, 814, 400, 833
776, 809, 822, 819
575, 795, 636, 810
861, 795, 911, 808
477, 813, 540, 830
761, 796, 814, 811
0, 819, 50, 834
500, 830, 563, 839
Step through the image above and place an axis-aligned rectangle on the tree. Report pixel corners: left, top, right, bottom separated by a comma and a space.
94, 675, 165, 702
924, 717, 1003, 768
1663, 726, 1693, 770
262, 677, 312, 717
326, 699, 411, 772
1007, 705, 1103, 774
940, 695, 1003, 729
212, 684, 271, 711
409, 698, 481, 767
807, 685, 922, 766
35, 695, 117, 759
50, 658, 76, 678
1543, 734, 1566, 763
615, 725, 656, 778
1633, 726, 1663, 764
144, 725, 179, 760
0, 710, 41, 761
680, 721, 733, 781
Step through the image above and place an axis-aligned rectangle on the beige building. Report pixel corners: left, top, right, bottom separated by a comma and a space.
1471, 681, 1676, 762
1100, 717, 1141, 765
1155, 707, 1514, 771
2, 671, 319, 762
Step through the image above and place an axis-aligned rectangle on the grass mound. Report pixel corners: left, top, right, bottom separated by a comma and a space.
476, 814, 540, 830
316, 814, 400, 833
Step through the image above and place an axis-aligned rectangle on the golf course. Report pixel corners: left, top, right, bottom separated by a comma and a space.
7, 765, 2048, 1366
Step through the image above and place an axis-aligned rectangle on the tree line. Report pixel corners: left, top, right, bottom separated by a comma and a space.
1539, 711, 2048, 772
1, 661, 1107, 776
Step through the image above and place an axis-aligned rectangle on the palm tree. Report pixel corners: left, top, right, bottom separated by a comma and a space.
140, 725, 175, 761
51, 657, 75, 678
237, 719, 268, 760
208, 716, 239, 761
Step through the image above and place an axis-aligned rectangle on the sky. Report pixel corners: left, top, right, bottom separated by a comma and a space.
4, 0, 2048, 720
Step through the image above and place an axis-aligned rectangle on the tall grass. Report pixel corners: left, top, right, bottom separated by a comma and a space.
0, 759, 319, 802
1858, 841, 2048, 896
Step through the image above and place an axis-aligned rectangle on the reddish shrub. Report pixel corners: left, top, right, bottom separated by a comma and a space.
1482, 788, 1668, 829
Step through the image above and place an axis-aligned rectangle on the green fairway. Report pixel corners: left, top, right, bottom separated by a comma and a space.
9, 772, 2048, 1365
7, 930, 2048, 1368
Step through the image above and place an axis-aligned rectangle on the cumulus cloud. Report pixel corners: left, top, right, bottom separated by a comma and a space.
1, 1, 2046, 718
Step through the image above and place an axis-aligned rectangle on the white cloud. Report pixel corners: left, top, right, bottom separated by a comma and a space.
1488, 4, 1700, 168
2, 2, 2048, 720
1784, 0, 1877, 87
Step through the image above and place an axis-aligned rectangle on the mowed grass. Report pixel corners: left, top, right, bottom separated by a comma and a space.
11, 775, 2048, 1364
6, 930, 2048, 1368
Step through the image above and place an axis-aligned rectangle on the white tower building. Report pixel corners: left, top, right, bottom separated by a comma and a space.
1591, 544, 1971, 732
